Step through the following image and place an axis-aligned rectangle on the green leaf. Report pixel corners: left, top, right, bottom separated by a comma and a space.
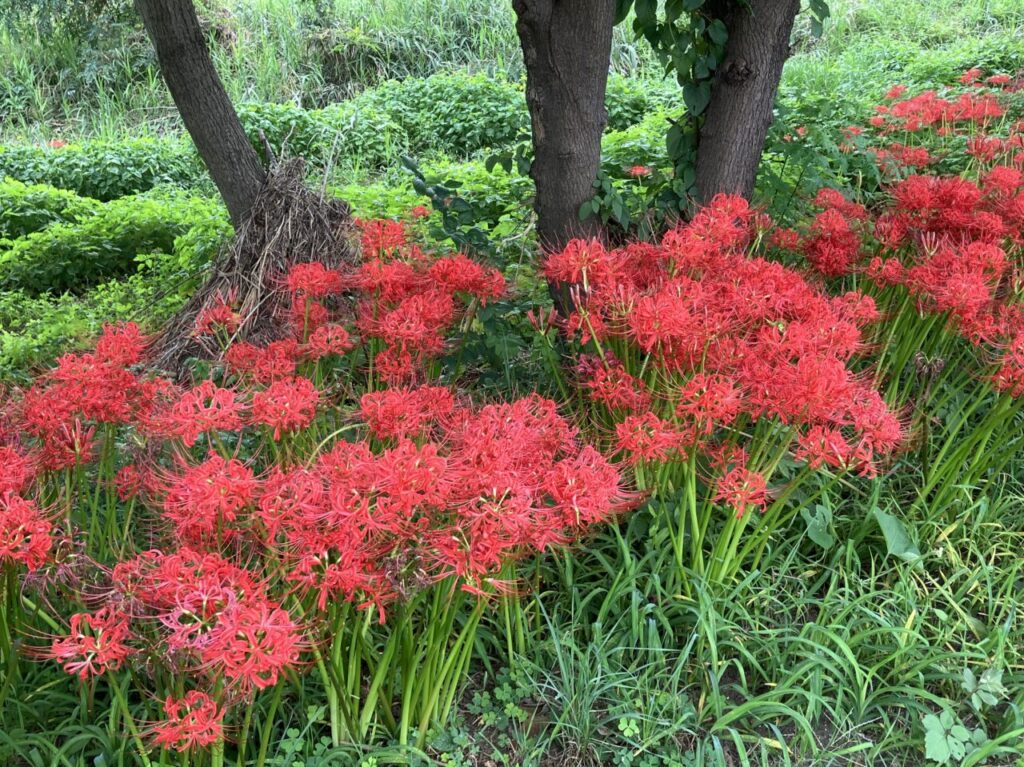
800, 504, 835, 550
948, 735, 967, 762
634, 0, 657, 28
665, 0, 685, 23
708, 19, 728, 46
873, 508, 920, 563
614, 0, 635, 25
682, 81, 711, 116
923, 715, 952, 764
950, 725, 971, 742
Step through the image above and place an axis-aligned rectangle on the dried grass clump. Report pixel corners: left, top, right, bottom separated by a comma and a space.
151, 157, 355, 376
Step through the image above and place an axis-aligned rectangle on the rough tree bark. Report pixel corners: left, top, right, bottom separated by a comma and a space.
513, 0, 616, 252
136, 0, 266, 227
695, 0, 801, 203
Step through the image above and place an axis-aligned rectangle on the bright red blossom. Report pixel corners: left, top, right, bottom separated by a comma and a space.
151, 691, 224, 752
49, 606, 134, 679
0, 492, 52, 570
251, 377, 320, 439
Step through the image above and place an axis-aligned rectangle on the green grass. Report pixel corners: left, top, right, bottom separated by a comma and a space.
785, 0, 1024, 114
0, 0, 660, 140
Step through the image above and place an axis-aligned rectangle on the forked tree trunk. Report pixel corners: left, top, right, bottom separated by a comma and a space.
513, 0, 616, 252
695, 0, 800, 203
136, 0, 266, 227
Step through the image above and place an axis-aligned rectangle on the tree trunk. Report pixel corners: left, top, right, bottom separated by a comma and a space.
513, 0, 616, 252
695, 0, 800, 204
136, 0, 266, 228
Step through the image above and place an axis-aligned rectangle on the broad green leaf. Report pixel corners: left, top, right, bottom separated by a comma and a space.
614, 0, 635, 24
708, 19, 728, 46
801, 504, 835, 550
923, 715, 952, 764
683, 81, 711, 116
873, 508, 920, 563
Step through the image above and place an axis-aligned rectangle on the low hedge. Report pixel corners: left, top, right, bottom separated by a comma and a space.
0, 188, 230, 295
0, 178, 100, 239
0, 139, 203, 200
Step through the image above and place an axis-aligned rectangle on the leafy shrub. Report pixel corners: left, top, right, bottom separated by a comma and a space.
0, 177, 99, 239
235, 72, 679, 169
0, 189, 230, 294
0, 254, 197, 377
312, 100, 410, 168
349, 72, 528, 158
601, 109, 670, 174
236, 101, 324, 161
236, 100, 410, 169
604, 73, 678, 132
0, 139, 203, 200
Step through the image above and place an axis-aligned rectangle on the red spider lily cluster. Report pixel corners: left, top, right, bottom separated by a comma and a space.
797, 70, 1024, 396
545, 194, 904, 502
0, 217, 628, 754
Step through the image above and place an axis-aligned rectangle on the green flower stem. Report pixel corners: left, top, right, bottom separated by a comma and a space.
255, 683, 284, 767
107, 672, 153, 767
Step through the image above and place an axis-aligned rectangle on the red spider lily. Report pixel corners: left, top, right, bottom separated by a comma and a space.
94, 322, 148, 366
359, 290, 455, 355
152, 380, 246, 447
48, 605, 134, 679
151, 691, 224, 752
205, 601, 302, 690
577, 355, 651, 413
371, 439, 451, 531
112, 548, 266, 614
360, 386, 455, 440
285, 525, 390, 612
251, 377, 320, 440
874, 88, 1004, 133
194, 291, 241, 338
160, 579, 242, 653
0, 446, 34, 494
960, 68, 984, 85
992, 331, 1024, 397
884, 84, 907, 100
0, 491, 53, 570
257, 467, 330, 539
615, 413, 682, 464
353, 258, 423, 303
543, 238, 617, 286
357, 218, 408, 257
285, 262, 343, 298
160, 453, 258, 542
289, 295, 330, 339
304, 323, 354, 359
714, 466, 769, 518
0, 211, 636, 733
427, 254, 505, 303
544, 194, 903, 478
113, 465, 144, 501
676, 374, 743, 436
225, 340, 301, 383
627, 165, 652, 177
802, 192, 866, 277
545, 446, 629, 526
